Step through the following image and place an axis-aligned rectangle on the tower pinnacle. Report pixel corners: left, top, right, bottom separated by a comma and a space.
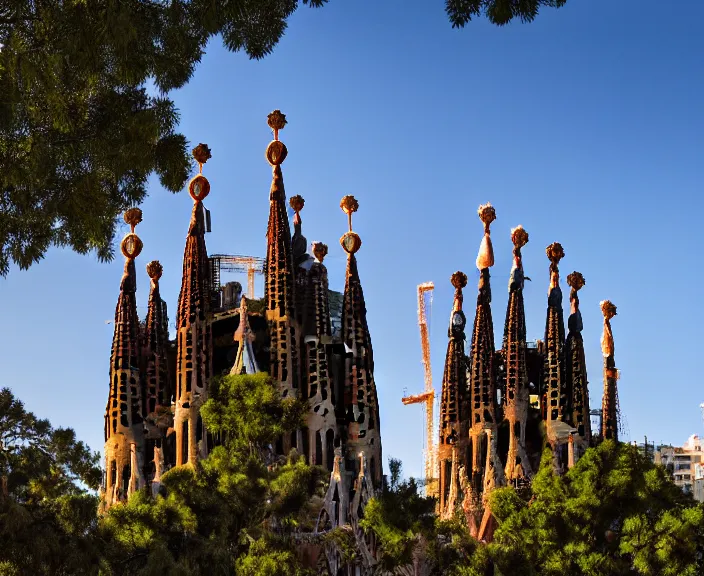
174, 144, 213, 466
600, 300, 619, 441
566, 271, 590, 451
103, 208, 146, 510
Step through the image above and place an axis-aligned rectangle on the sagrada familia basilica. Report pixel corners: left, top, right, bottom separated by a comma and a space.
100, 111, 621, 572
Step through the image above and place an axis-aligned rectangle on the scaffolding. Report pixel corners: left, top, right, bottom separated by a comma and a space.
209, 254, 265, 302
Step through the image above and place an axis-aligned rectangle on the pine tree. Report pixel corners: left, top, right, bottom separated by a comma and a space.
0, 0, 327, 275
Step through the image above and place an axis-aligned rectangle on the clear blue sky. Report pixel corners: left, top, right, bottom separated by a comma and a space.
1, 0, 702, 479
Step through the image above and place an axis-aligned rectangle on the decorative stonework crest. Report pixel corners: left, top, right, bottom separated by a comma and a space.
189, 144, 211, 202
121, 208, 143, 260
339, 195, 361, 254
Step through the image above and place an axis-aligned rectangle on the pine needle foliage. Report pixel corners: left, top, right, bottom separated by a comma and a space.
445, 0, 567, 28
0, 0, 327, 275
0, 387, 102, 575
487, 441, 704, 576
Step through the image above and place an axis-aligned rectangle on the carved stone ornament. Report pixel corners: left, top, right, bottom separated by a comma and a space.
601, 300, 617, 320
192, 143, 212, 165
265, 140, 288, 166
511, 226, 529, 248
313, 241, 328, 262
123, 207, 143, 231
267, 110, 288, 133
451, 271, 468, 290
121, 233, 143, 260
340, 231, 362, 254
289, 195, 305, 213
478, 203, 496, 230
340, 195, 359, 215
546, 242, 565, 265
189, 174, 210, 202
566, 271, 585, 291
147, 260, 163, 281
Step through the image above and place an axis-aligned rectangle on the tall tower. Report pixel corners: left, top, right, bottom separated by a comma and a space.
303, 241, 338, 470
103, 208, 146, 509
340, 195, 382, 488
142, 260, 173, 481
438, 271, 468, 517
502, 226, 533, 481
174, 144, 213, 466
543, 242, 568, 436
565, 272, 591, 452
264, 111, 301, 415
467, 204, 504, 501
600, 300, 619, 441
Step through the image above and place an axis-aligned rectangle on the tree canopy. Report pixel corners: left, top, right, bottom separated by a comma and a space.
485, 441, 704, 576
0, 0, 568, 275
0, 387, 102, 575
3, 379, 703, 575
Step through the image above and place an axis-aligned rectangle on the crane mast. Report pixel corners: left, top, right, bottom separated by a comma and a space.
401, 282, 437, 496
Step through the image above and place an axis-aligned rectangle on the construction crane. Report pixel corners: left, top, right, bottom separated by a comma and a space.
209, 254, 265, 300
401, 282, 437, 496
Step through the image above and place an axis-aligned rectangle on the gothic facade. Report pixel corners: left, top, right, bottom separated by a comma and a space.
101, 113, 383, 566
437, 203, 620, 538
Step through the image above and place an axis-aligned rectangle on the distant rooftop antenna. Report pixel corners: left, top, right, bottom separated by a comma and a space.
700, 403, 704, 428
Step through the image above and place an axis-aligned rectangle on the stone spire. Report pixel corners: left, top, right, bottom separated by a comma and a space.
142, 260, 173, 485
264, 111, 300, 403
340, 195, 382, 488
291, 194, 309, 266
467, 204, 504, 503
502, 225, 533, 482
230, 295, 260, 375
302, 241, 337, 469
174, 144, 213, 466
566, 272, 591, 451
543, 242, 568, 435
600, 300, 619, 441
438, 270, 468, 517
103, 208, 146, 509
143, 260, 171, 418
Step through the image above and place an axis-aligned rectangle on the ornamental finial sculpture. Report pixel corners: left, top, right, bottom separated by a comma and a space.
476, 203, 496, 270
546, 242, 564, 290
192, 143, 211, 173
511, 226, 529, 250
451, 271, 468, 312
266, 111, 288, 166
546, 242, 565, 267
313, 242, 328, 263
601, 300, 617, 321
188, 144, 211, 203
339, 195, 361, 254
566, 272, 585, 293
146, 260, 163, 282
124, 207, 142, 232
600, 300, 617, 358
289, 195, 305, 214
478, 203, 496, 233
121, 208, 143, 260
267, 110, 287, 141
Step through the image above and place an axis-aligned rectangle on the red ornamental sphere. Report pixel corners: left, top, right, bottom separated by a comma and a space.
266, 140, 288, 166
121, 233, 143, 260
189, 174, 210, 202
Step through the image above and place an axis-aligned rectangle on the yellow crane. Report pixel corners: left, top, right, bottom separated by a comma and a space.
401, 282, 437, 496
